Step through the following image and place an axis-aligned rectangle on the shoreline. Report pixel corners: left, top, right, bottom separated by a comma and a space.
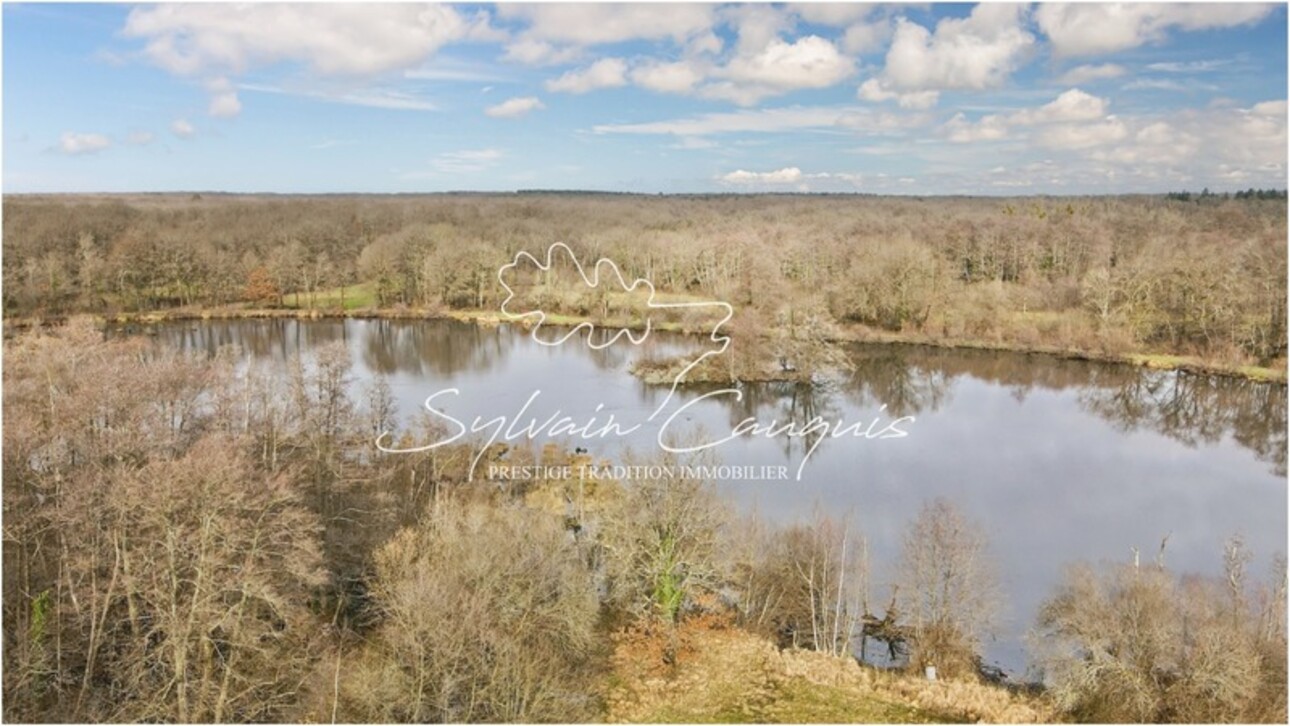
7, 305, 1285, 384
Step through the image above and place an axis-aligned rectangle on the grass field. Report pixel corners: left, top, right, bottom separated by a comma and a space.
282, 283, 377, 310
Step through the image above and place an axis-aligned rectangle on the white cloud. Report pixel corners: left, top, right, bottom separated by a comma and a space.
123, 4, 496, 77
720, 167, 804, 185
59, 132, 110, 155
496, 4, 717, 74
790, 3, 873, 27
842, 19, 893, 55
171, 118, 195, 139
1012, 89, 1108, 124
723, 4, 795, 53
669, 136, 718, 149
630, 60, 705, 94
1073, 101, 1285, 185
240, 83, 437, 111
718, 166, 874, 191
501, 5, 854, 106
836, 109, 935, 133
208, 92, 242, 118
687, 31, 724, 56
857, 78, 939, 109
941, 89, 1111, 142
592, 107, 828, 135
593, 104, 926, 137
1056, 63, 1126, 86
1146, 59, 1233, 73
497, 6, 717, 68
94, 2, 1282, 194
675, 7, 854, 105
205, 76, 241, 117
123, 4, 498, 116
882, 4, 1035, 91
328, 90, 437, 111
1253, 100, 1288, 117
126, 131, 156, 146
497, 3, 715, 47
556, 6, 856, 106
546, 58, 628, 94
1121, 78, 1219, 93
208, 93, 242, 117
791, 3, 892, 55
938, 98, 1288, 191
943, 113, 1010, 142
709, 35, 855, 105
404, 57, 512, 82
1221, 100, 1288, 167
1090, 121, 1199, 166
1036, 3, 1277, 57
485, 96, 545, 118
430, 148, 504, 174
1036, 118, 1129, 149
500, 39, 583, 66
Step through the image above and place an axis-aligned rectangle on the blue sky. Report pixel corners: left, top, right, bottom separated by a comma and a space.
4, 2, 1287, 194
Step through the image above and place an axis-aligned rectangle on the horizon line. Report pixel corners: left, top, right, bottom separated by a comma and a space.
5, 188, 1285, 199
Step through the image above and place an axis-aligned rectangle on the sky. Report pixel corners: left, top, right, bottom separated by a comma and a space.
3, 2, 1287, 194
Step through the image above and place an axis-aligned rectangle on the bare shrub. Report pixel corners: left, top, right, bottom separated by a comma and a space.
326, 500, 602, 723
1034, 536, 1287, 723
731, 511, 868, 657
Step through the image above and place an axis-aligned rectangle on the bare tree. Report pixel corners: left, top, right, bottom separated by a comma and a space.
897, 498, 1001, 678
319, 500, 601, 723
599, 452, 726, 626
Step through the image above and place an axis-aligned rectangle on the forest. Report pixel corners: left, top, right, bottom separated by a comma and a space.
3, 192, 1286, 377
2, 192, 1287, 722
2, 319, 1286, 723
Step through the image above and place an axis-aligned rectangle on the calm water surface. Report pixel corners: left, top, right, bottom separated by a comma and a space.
143, 318, 1287, 675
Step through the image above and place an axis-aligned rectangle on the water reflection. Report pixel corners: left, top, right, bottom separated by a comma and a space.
1080, 371, 1287, 477
135, 318, 1285, 673
846, 347, 953, 418
138, 319, 1287, 479
133, 318, 350, 359
689, 342, 1286, 478
687, 380, 850, 461
357, 319, 508, 377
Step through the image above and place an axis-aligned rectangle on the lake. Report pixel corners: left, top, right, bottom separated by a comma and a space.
138, 317, 1287, 677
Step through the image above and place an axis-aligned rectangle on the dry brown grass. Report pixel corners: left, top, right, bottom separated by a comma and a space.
605, 615, 1052, 724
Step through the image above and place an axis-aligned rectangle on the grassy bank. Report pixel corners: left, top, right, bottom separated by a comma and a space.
282, 282, 377, 310
606, 618, 1050, 723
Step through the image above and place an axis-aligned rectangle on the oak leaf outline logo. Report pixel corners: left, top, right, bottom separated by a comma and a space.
497, 242, 733, 416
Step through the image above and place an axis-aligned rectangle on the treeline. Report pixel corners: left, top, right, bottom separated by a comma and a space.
3, 193, 1286, 366
3, 322, 1286, 722
1166, 188, 1288, 202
